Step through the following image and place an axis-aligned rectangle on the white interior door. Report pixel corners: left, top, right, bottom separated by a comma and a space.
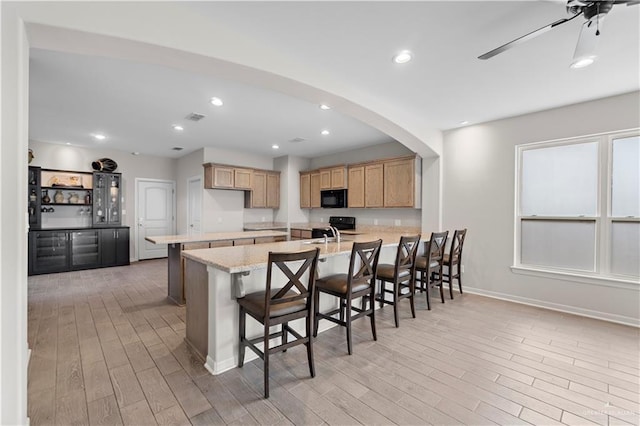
137, 179, 175, 260
187, 176, 202, 235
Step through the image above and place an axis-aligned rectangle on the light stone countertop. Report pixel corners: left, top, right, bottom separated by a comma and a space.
181, 231, 423, 273
289, 222, 329, 231
242, 222, 288, 231
145, 230, 289, 245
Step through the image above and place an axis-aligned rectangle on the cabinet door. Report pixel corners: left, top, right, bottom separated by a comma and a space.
234, 168, 253, 189
299, 173, 311, 208
30, 231, 70, 275
383, 158, 415, 207
365, 163, 384, 207
250, 171, 267, 208
266, 173, 279, 208
348, 166, 365, 208
115, 228, 130, 266
71, 230, 100, 269
93, 172, 122, 226
28, 166, 41, 230
310, 173, 321, 208
331, 167, 347, 189
319, 169, 331, 190
101, 228, 130, 267
213, 166, 234, 188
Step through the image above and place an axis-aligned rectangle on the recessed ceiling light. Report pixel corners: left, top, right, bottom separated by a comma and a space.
459, 120, 469, 126
172, 125, 184, 131
570, 56, 596, 69
172, 147, 184, 151
272, 144, 279, 150
319, 104, 331, 110
321, 130, 330, 136
92, 133, 106, 141
66, 142, 71, 145
210, 97, 223, 107
392, 50, 413, 64
131, 152, 140, 156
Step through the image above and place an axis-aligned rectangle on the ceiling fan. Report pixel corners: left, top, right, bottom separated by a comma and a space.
478, 1, 639, 67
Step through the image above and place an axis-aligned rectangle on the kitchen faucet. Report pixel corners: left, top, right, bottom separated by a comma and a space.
329, 226, 341, 243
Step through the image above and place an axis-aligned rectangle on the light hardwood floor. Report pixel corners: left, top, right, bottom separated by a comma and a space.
27, 259, 639, 425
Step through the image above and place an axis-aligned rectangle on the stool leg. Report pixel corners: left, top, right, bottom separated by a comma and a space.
393, 280, 400, 328
378, 280, 384, 308
409, 279, 416, 319
238, 306, 246, 367
345, 298, 352, 355
448, 265, 454, 299
306, 316, 315, 378
368, 292, 377, 341
313, 288, 320, 338
263, 327, 270, 398
457, 264, 463, 294
282, 322, 288, 352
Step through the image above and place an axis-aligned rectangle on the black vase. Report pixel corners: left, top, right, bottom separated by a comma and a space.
92, 158, 118, 172
42, 189, 51, 204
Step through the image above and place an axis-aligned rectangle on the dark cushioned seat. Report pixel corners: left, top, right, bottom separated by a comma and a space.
238, 289, 306, 318
377, 264, 411, 280
316, 274, 372, 294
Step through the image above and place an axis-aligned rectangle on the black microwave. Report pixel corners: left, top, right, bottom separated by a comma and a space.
320, 189, 348, 208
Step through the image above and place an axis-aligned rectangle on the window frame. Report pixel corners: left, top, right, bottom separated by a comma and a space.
513, 128, 639, 287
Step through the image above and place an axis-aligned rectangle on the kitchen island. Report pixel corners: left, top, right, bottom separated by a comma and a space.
181, 230, 419, 375
145, 230, 289, 305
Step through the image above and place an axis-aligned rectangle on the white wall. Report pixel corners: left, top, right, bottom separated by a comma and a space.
274, 155, 311, 225
29, 140, 176, 257
443, 91, 640, 326
176, 148, 204, 234
1, 4, 30, 424
308, 140, 412, 169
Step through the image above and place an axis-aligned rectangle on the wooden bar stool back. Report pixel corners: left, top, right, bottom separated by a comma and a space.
313, 239, 383, 355
237, 247, 320, 398
443, 228, 467, 299
375, 234, 421, 327
415, 231, 448, 310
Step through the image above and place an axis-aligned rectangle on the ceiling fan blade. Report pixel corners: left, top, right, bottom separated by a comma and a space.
572, 16, 604, 61
478, 12, 583, 60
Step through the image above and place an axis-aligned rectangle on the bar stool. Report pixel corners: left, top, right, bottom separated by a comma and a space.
313, 239, 383, 355
415, 231, 448, 310
443, 229, 467, 299
375, 235, 421, 327
237, 247, 320, 398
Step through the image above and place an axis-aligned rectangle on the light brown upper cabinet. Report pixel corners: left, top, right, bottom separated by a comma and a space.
310, 172, 321, 208
347, 165, 365, 208
266, 172, 280, 208
347, 155, 418, 208
383, 157, 416, 207
299, 172, 311, 208
366, 163, 385, 207
319, 166, 347, 190
204, 163, 252, 190
301, 168, 337, 208
245, 170, 280, 209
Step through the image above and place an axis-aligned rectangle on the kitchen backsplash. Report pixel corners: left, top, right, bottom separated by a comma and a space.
309, 208, 421, 228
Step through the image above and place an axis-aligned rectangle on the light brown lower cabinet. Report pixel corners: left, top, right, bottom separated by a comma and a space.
290, 228, 312, 240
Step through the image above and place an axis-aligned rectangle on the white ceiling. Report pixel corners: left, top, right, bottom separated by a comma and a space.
28, 1, 640, 159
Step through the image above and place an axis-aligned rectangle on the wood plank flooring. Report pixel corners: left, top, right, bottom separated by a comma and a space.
28, 259, 639, 425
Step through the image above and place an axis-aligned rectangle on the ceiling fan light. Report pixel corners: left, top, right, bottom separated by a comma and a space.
571, 56, 596, 69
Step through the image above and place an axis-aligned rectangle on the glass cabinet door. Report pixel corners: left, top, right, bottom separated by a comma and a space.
93, 172, 122, 226
71, 230, 100, 268
106, 174, 121, 225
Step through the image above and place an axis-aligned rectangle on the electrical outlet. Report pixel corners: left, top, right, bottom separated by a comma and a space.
461, 265, 465, 273
121, 209, 126, 215
217, 217, 222, 223
394, 219, 401, 226
373, 219, 378, 225
261, 216, 266, 222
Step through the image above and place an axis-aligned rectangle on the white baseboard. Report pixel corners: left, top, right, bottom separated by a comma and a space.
463, 286, 640, 328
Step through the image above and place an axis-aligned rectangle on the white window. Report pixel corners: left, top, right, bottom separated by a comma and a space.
515, 130, 639, 282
